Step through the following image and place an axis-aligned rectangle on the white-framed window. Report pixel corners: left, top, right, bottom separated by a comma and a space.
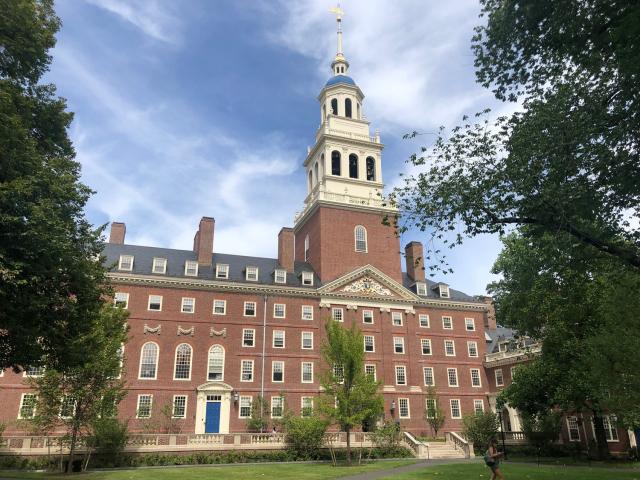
419, 314, 430, 328
364, 335, 375, 352
304, 234, 309, 261
24, 365, 45, 377
114, 292, 129, 308
273, 330, 285, 348
244, 301, 257, 317
215, 263, 229, 279
274, 269, 286, 284
139, 342, 159, 379
118, 255, 134, 271
332, 307, 344, 322
152, 257, 167, 274
465, 318, 475, 331
333, 364, 344, 383
181, 297, 195, 313
450, 399, 461, 419
213, 299, 226, 315
207, 345, 224, 381
136, 394, 153, 418
246, 266, 258, 281
362, 310, 374, 324
271, 396, 284, 418
467, 341, 478, 357
423, 367, 434, 386
148, 295, 162, 311
602, 415, 619, 442
354, 225, 368, 252
421, 338, 432, 355
444, 340, 456, 356
172, 395, 187, 418
395, 365, 407, 385
442, 316, 453, 329
425, 398, 437, 418
301, 362, 313, 383
365, 364, 377, 380
474, 399, 484, 414
272, 361, 284, 382
59, 395, 75, 419
184, 260, 198, 277
447, 368, 459, 387
416, 282, 427, 296
567, 416, 580, 441
393, 337, 405, 354
301, 331, 313, 350
239, 396, 252, 418
301, 271, 314, 286
398, 398, 410, 418
241, 360, 254, 382
392, 311, 403, 326
302, 305, 314, 321
439, 284, 450, 298
18, 393, 37, 419
495, 369, 504, 387
242, 329, 255, 347
301, 397, 313, 417
470, 368, 482, 387
173, 343, 192, 380
273, 303, 286, 318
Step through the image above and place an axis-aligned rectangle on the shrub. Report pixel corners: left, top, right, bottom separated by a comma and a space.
283, 415, 328, 459
371, 421, 402, 455
88, 417, 129, 467
521, 411, 562, 454
462, 411, 499, 451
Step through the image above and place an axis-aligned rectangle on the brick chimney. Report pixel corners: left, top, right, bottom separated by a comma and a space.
193, 217, 214, 266
404, 241, 425, 282
278, 227, 295, 273
478, 295, 497, 330
109, 222, 126, 244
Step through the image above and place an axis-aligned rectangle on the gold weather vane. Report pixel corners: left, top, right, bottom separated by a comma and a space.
329, 5, 345, 56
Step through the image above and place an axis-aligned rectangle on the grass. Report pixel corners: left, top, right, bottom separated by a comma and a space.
379, 461, 640, 480
0, 459, 417, 480
508, 455, 640, 468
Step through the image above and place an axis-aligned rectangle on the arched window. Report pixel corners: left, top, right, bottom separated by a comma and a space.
174, 343, 192, 380
355, 225, 367, 252
308, 170, 313, 191
357, 103, 360, 119
139, 342, 159, 379
349, 154, 359, 179
345, 98, 352, 118
366, 157, 376, 181
330, 98, 338, 115
208, 345, 224, 381
304, 234, 310, 261
322, 104, 326, 119
314, 162, 319, 184
331, 151, 341, 176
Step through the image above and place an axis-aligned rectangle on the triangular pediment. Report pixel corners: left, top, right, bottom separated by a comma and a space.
318, 265, 418, 301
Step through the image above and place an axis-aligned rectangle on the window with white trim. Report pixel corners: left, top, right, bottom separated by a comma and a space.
301, 271, 314, 286
139, 342, 159, 379
184, 260, 198, 277
442, 316, 453, 329
364, 335, 375, 352
273, 330, 285, 348
421, 339, 432, 355
239, 396, 252, 418
18, 393, 37, 419
241, 360, 254, 382
213, 299, 226, 315
246, 266, 258, 281
152, 257, 167, 274
365, 364, 376, 380
243, 329, 255, 347
173, 343, 192, 380
567, 416, 580, 441
304, 235, 309, 261
271, 396, 284, 418
301, 397, 313, 417
273, 303, 286, 318
118, 255, 134, 271
467, 341, 478, 357
354, 225, 367, 252
181, 297, 195, 313
302, 305, 313, 321
244, 301, 256, 316
423, 367, 434, 386
495, 369, 504, 387
148, 295, 162, 311
207, 345, 224, 381
398, 398, 410, 418
395, 365, 407, 385
363, 310, 374, 324
470, 368, 482, 387
393, 337, 405, 354
392, 311, 403, 326
332, 308, 343, 322
465, 318, 475, 331
274, 269, 286, 284
444, 340, 456, 356
419, 314, 430, 328
172, 395, 187, 418
301, 331, 313, 350
301, 362, 313, 383
59, 395, 75, 418
114, 292, 129, 308
450, 399, 461, 419
602, 415, 619, 442
272, 361, 284, 382
447, 368, 459, 387
416, 282, 427, 296
136, 395, 153, 418
215, 264, 229, 279
25, 365, 45, 377
425, 398, 437, 418
333, 364, 344, 383
474, 399, 484, 414
439, 284, 450, 298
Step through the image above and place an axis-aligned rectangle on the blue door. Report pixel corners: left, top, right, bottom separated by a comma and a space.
205, 402, 221, 433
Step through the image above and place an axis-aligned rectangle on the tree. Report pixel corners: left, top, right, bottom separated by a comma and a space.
424, 387, 445, 438
319, 320, 383, 465
462, 411, 499, 451
282, 415, 328, 460
520, 410, 562, 455
246, 395, 270, 433
1, 0, 111, 371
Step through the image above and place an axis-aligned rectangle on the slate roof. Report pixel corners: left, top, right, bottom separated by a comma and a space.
401, 273, 481, 303
485, 327, 536, 354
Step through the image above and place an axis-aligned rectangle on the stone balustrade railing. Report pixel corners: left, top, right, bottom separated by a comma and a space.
402, 432, 428, 459
484, 343, 542, 365
446, 431, 474, 459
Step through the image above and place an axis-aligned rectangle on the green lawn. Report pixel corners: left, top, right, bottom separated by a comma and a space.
379, 462, 640, 480
0, 460, 416, 480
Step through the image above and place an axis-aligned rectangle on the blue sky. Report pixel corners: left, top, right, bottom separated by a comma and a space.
47, 0, 514, 296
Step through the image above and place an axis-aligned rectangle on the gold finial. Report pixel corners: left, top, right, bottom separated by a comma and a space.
329, 5, 344, 22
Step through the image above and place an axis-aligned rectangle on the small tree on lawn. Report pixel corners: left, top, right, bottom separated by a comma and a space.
462, 410, 500, 451
246, 395, 270, 433
319, 320, 383, 465
424, 387, 445, 438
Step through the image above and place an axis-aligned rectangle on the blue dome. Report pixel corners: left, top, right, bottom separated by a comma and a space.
325, 75, 356, 87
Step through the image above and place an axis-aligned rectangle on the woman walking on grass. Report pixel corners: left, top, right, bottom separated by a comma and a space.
484, 438, 505, 480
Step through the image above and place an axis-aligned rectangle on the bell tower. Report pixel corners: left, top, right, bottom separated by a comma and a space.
294, 6, 401, 284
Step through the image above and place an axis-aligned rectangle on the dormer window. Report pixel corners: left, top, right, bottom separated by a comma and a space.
246, 266, 258, 281
184, 260, 198, 277
439, 284, 450, 298
274, 269, 286, 284
216, 264, 229, 279
152, 257, 166, 274
118, 255, 134, 271
416, 282, 427, 296
301, 271, 314, 286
